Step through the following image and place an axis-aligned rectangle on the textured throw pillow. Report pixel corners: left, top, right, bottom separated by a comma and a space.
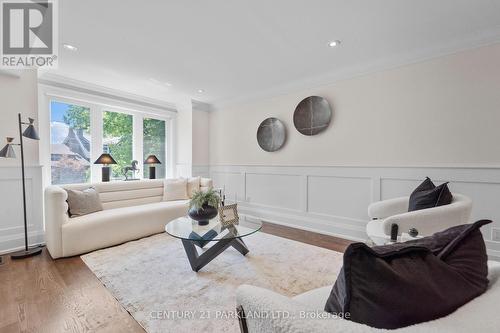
187, 176, 201, 198
408, 177, 453, 211
324, 220, 491, 329
200, 177, 213, 192
163, 178, 188, 201
66, 187, 103, 217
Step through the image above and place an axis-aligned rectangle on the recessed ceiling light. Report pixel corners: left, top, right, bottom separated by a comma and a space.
197, 89, 205, 93
63, 43, 78, 51
328, 40, 341, 48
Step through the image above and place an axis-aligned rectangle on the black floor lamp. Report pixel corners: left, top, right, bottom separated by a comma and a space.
0, 113, 42, 259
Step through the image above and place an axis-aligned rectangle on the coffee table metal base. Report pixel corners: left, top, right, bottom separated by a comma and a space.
181, 237, 249, 272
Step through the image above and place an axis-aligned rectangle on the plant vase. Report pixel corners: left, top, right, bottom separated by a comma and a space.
188, 204, 218, 226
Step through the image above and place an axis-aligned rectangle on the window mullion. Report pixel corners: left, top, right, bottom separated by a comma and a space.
91, 105, 103, 183
133, 114, 144, 179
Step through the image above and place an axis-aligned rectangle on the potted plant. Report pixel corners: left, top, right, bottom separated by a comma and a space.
188, 189, 220, 225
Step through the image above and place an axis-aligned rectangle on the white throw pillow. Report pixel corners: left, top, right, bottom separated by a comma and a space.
187, 176, 201, 198
163, 178, 188, 201
200, 178, 213, 192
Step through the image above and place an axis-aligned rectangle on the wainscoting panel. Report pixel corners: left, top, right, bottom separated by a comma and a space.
210, 165, 500, 260
210, 171, 245, 202
246, 173, 302, 211
0, 166, 44, 254
308, 175, 372, 221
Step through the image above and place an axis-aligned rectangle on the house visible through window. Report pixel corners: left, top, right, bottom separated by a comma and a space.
50, 101, 91, 185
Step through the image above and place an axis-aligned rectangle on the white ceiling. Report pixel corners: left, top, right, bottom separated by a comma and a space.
48, 0, 500, 107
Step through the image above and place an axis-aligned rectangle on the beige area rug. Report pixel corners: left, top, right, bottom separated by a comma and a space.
81, 231, 344, 333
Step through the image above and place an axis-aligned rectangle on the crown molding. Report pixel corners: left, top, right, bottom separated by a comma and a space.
211, 26, 500, 110
192, 100, 211, 112
38, 73, 178, 113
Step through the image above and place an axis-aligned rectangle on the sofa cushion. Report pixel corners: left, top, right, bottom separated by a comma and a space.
66, 187, 103, 217
163, 178, 188, 201
200, 177, 213, 192
187, 176, 201, 198
408, 177, 452, 211
325, 220, 491, 329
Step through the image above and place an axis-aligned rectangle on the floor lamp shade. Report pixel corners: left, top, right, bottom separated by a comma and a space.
22, 118, 40, 140
144, 155, 161, 179
0, 137, 16, 158
94, 153, 117, 182
0, 114, 42, 259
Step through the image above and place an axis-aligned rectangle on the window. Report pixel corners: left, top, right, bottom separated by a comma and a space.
103, 111, 133, 179
46, 95, 171, 185
50, 101, 91, 185
143, 118, 166, 178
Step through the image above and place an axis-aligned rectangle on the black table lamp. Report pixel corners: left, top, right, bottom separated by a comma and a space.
0, 114, 41, 259
144, 155, 161, 179
94, 153, 117, 182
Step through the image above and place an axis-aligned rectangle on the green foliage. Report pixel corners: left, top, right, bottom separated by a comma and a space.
63, 105, 90, 130
189, 189, 220, 211
143, 118, 166, 178
62, 108, 166, 180
103, 111, 133, 177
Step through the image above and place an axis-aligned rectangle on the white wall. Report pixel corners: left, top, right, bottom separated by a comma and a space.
175, 100, 210, 177
192, 109, 209, 167
208, 44, 500, 259
0, 70, 44, 253
210, 44, 500, 167
175, 98, 193, 177
0, 70, 39, 165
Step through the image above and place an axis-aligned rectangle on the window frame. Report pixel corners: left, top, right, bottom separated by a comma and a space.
40, 86, 175, 187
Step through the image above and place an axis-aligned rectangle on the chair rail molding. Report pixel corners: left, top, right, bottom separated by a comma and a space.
209, 164, 500, 260
0, 165, 44, 254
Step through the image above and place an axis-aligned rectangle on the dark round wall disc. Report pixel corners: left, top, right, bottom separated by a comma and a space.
256, 117, 286, 152
293, 96, 332, 136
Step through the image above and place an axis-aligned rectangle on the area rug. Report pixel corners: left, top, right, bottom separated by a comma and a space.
81, 231, 344, 333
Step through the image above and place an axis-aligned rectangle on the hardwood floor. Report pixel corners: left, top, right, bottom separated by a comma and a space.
0, 222, 353, 333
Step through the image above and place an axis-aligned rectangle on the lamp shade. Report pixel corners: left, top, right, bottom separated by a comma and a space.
94, 153, 117, 165
22, 118, 39, 140
144, 155, 161, 164
0, 137, 16, 158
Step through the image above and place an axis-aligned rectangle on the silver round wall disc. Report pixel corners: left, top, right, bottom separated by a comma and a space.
256, 117, 286, 152
293, 96, 332, 136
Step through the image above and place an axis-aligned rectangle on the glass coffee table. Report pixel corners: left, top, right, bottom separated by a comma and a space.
165, 216, 262, 272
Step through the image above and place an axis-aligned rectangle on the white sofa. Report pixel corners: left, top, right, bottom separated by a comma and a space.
366, 193, 472, 245
44, 178, 212, 259
236, 261, 500, 333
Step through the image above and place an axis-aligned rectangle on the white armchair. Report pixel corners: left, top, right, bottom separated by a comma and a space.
366, 193, 472, 245
235, 262, 500, 333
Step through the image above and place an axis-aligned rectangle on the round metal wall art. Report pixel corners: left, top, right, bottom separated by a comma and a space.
293, 96, 332, 136
256, 117, 286, 152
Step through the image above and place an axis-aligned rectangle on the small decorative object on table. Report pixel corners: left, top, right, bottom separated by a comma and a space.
408, 228, 419, 238
144, 155, 161, 179
94, 153, 117, 182
219, 203, 239, 227
188, 188, 220, 226
123, 160, 140, 180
